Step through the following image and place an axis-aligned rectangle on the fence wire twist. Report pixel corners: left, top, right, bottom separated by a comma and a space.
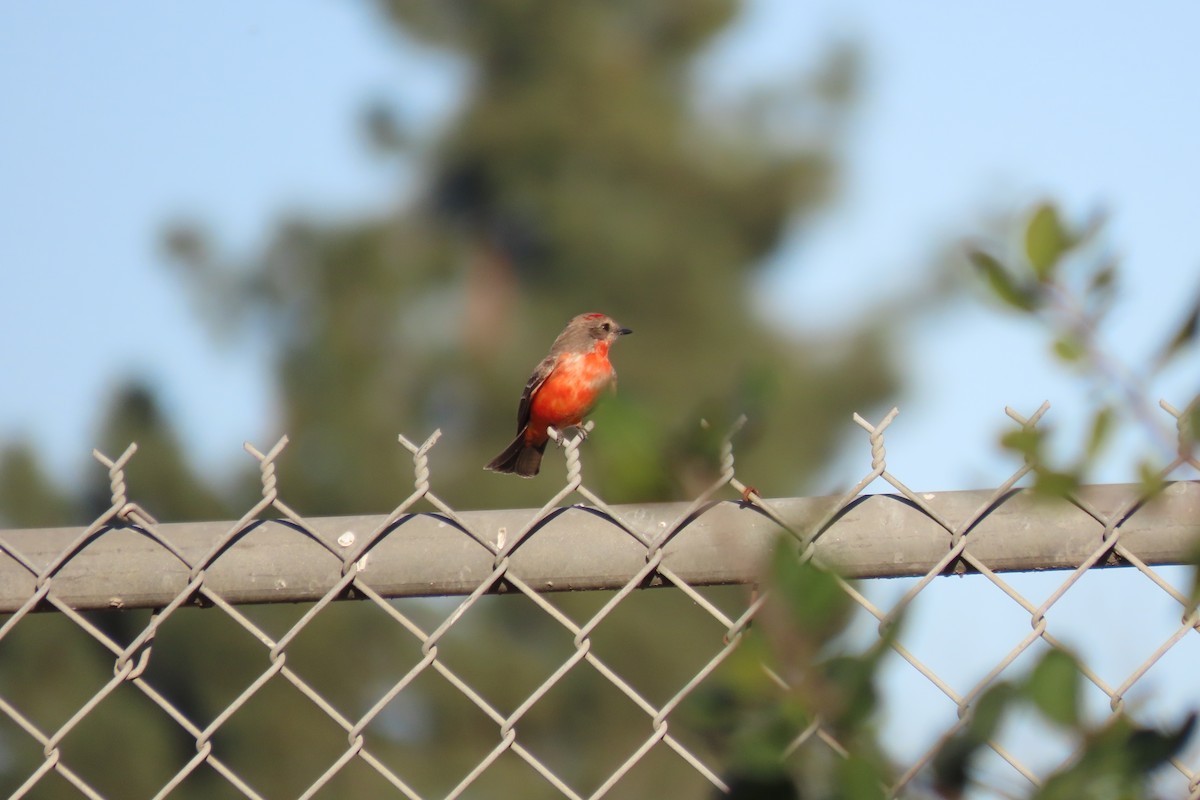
1, 401, 1199, 798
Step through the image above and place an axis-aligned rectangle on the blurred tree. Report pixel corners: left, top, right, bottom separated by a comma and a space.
166, 0, 896, 511
0, 2, 914, 798
0, 442, 76, 528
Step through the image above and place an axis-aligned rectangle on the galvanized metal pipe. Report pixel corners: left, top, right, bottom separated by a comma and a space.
1, 481, 1197, 612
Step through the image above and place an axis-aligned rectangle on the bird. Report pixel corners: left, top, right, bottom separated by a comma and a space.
485, 312, 632, 477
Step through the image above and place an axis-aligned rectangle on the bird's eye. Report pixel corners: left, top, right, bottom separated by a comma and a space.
601, 322, 611, 332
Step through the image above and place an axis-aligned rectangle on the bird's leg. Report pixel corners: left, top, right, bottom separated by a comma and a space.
571, 420, 596, 443
547, 426, 574, 449
548, 422, 594, 449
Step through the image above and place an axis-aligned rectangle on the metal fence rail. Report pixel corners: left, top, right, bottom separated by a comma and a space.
1, 401, 1199, 799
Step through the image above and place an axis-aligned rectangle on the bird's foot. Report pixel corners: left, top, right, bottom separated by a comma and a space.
547, 423, 593, 448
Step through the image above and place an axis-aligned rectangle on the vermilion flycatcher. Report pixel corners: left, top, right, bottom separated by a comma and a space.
485, 312, 632, 477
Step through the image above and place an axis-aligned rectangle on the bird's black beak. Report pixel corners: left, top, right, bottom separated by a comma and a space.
618, 327, 633, 336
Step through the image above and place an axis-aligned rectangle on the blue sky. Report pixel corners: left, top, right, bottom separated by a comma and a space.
709, 1, 1200, 493
0, 1, 463, 483
2, 0, 1199, 791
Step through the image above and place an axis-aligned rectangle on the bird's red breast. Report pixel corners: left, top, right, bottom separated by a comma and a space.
525, 347, 616, 446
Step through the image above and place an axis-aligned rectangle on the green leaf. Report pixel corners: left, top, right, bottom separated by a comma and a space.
968, 682, 1017, 741
1082, 262, 1119, 327
1153, 292, 1200, 372
931, 733, 976, 798
1000, 428, 1044, 461
726, 772, 799, 800
1186, 536, 1200, 617
768, 539, 852, 643
1025, 203, 1072, 280
1034, 713, 1196, 800
1137, 459, 1166, 498
821, 654, 879, 733
1033, 468, 1080, 499
1083, 406, 1114, 463
1025, 650, 1080, 727
932, 683, 1016, 798
1086, 262, 1117, 299
835, 752, 888, 800
968, 249, 1039, 311
1034, 716, 1133, 800
1051, 334, 1086, 363
1187, 400, 1200, 448
1127, 712, 1197, 772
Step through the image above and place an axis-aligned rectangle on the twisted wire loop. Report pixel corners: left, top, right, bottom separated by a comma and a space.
1, 398, 1198, 798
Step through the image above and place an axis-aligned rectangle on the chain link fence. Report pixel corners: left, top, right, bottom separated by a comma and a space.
1, 401, 1199, 798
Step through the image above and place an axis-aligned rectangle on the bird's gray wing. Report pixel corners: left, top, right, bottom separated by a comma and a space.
515, 354, 557, 433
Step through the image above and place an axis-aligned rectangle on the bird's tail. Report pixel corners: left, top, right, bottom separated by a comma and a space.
484, 434, 546, 477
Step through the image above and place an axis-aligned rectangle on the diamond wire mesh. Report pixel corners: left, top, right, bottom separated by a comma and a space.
0, 402, 1198, 799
